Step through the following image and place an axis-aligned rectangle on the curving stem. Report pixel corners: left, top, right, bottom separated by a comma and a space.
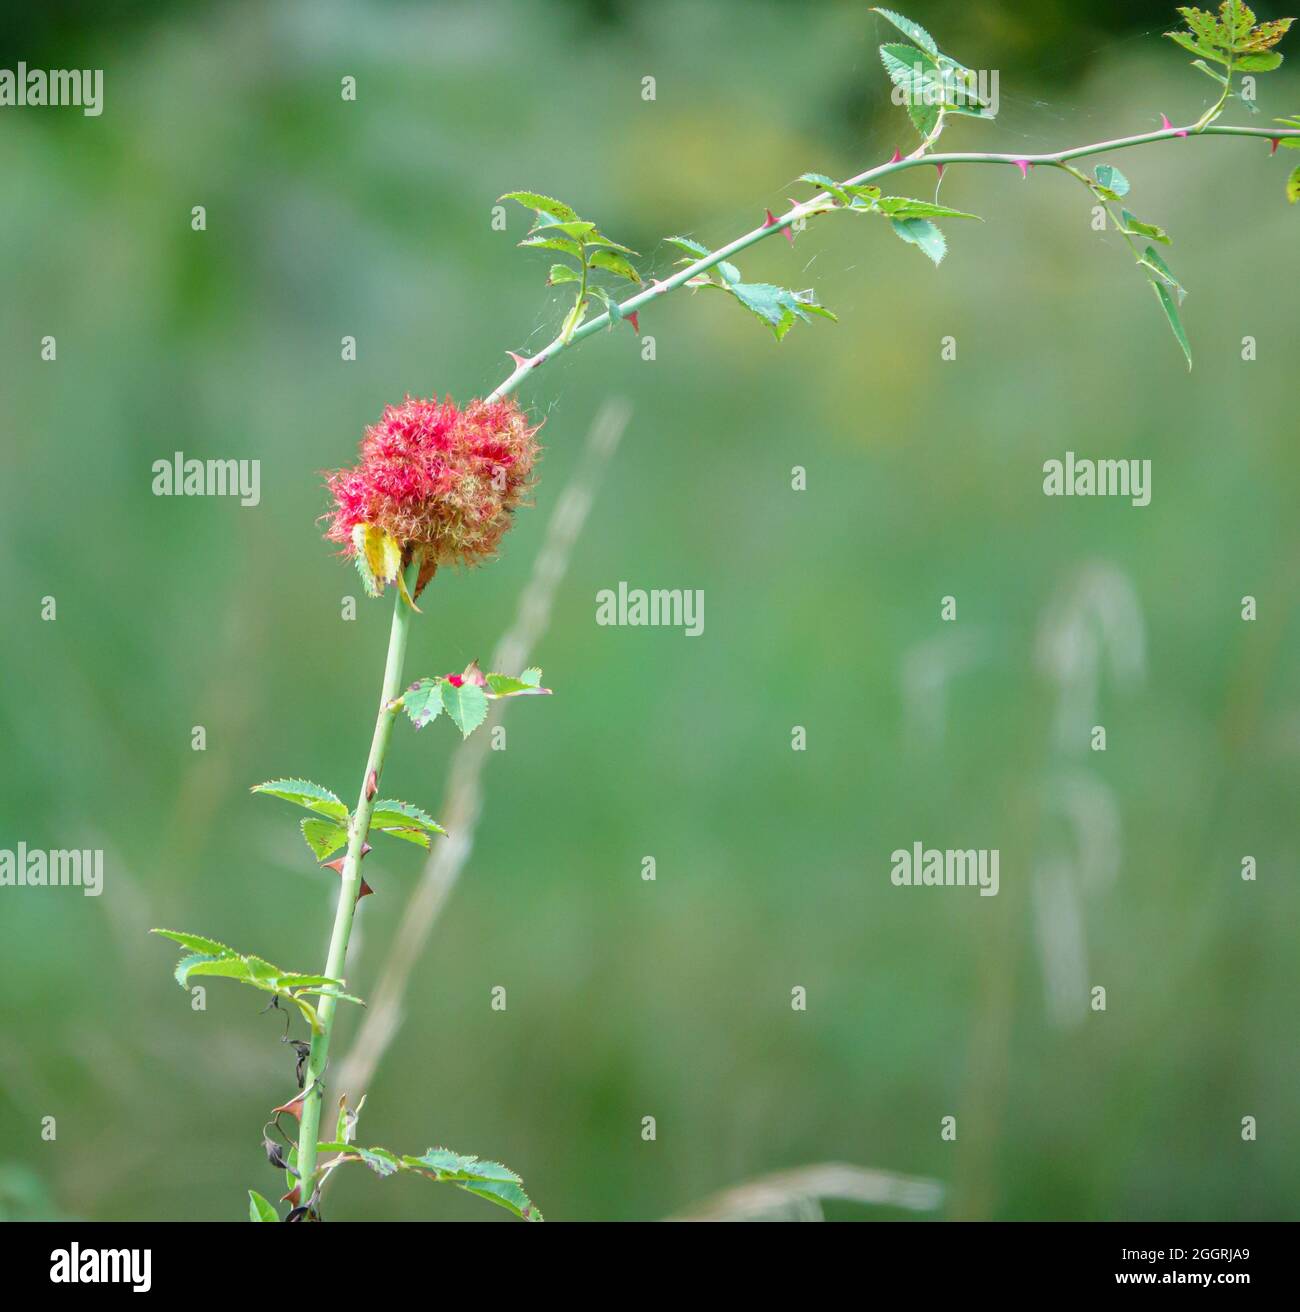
486, 122, 1299, 404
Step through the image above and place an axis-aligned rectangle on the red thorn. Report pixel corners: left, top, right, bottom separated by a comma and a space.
650, 278, 669, 292
889, 148, 903, 163
1014, 159, 1031, 179
627, 310, 640, 333
272, 1093, 306, 1122
935, 163, 945, 180
364, 768, 377, 801
1270, 137, 1281, 155
763, 209, 793, 244
321, 846, 374, 898
506, 351, 529, 368
1161, 113, 1189, 138
281, 1186, 301, 1207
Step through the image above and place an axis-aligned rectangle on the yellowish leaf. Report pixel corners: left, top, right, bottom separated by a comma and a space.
356, 523, 402, 587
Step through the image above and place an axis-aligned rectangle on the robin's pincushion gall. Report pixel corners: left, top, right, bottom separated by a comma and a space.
325, 394, 540, 593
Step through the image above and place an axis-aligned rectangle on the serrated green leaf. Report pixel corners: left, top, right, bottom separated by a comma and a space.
1094, 164, 1130, 197
441, 681, 489, 738
300, 818, 348, 861
485, 671, 552, 697
278, 973, 349, 990
1234, 50, 1283, 70
876, 197, 981, 220
459, 1177, 540, 1218
174, 952, 219, 987
520, 667, 543, 687
314, 1140, 542, 1220
871, 7, 939, 56
664, 234, 709, 258
714, 281, 836, 341
584, 235, 639, 255
533, 218, 597, 239
1166, 29, 1230, 64
518, 233, 584, 258
586, 284, 625, 321
371, 800, 445, 832
248, 1189, 278, 1222
178, 954, 255, 985
906, 95, 941, 140
547, 263, 581, 286
1120, 209, 1171, 244
799, 171, 851, 204
370, 799, 446, 848
402, 678, 445, 729
151, 928, 234, 957
1138, 245, 1186, 303
295, 986, 365, 1005
890, 216, 947, 264
152, 930, 342, 1031
588, 249, 641, 283
1151, 278, 1193, 369
499, 192, 579, 222
1190, 56, 1232, 82
408, 1148, 541, 1221
879, 41, 941, 101
1288, 163, 1300, 201
355, 1145, 402, 1177
353, 547, 379, 597
1166, 5, 1290, 70
252, 779, 348, 821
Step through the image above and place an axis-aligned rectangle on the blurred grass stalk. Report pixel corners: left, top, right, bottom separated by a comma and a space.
670, 1161, 944, 1221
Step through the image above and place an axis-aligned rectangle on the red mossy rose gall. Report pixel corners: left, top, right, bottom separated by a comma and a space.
324, 394, 540, 579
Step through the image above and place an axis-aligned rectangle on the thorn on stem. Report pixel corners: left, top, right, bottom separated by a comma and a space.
272, 1092, 307, 1122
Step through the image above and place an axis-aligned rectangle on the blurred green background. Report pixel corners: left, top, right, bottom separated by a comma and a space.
1, 0, 1297, 1221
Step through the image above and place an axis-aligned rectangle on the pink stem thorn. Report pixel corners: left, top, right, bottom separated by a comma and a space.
1014, 159, 1031, 179
1161, 113, 1189, 138
1270, 137, 1281, 155
935, 163, 945, 180
889, 148, 903, 163
272, 1091, 308, 1122
506, 351, 530, 368
763, 208, 794, 244
627, 310, 640, 333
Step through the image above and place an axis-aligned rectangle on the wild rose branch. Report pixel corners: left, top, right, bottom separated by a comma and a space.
150, 4, 1296, 1222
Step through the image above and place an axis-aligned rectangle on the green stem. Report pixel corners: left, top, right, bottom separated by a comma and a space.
1194, 57, 1234, 132
293, 560, 419, 1210
486, 121, 1297, 404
